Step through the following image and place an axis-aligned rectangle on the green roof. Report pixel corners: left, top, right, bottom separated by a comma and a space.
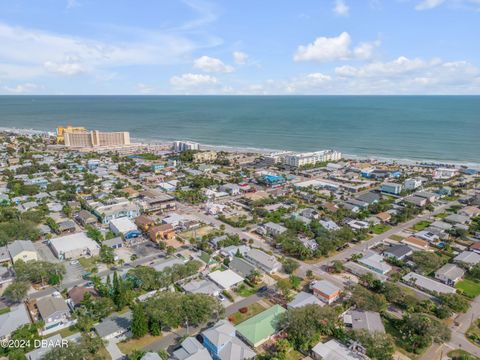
235, 304, 286, 346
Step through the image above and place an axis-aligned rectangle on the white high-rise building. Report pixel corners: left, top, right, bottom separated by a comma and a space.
172, 141, 200, 152
284, 150, 342, 167
64, 130, 130, 148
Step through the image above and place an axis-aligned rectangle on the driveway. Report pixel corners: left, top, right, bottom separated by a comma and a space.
106, 339, 125, 360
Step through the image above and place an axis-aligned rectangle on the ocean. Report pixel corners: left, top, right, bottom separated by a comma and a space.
0, 95, 478, 164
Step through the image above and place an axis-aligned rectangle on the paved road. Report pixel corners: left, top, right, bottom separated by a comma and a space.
29, 252, 163, 299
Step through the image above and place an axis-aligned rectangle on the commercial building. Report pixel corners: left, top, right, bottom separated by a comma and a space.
92, 200, 141, 224
404, 178, 422, 190
109, 217, 140, 239
284, 150, 342, 167
64, 130, 130, 148
380, 183, 402, 195
49, 232, 100, 260
433, 167, 458, 179
56, 125, 86, 144
138, 190, 176, 213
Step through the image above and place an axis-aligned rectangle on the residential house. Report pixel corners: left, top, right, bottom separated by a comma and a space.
402, 236, 429, 250
219, 184, 241, 195
182, 279, 221, 297
375, 212, 391, 223
103, 237, 124, 249
76, 210, 97, 227
311, 280, 341, 304
57, 220, 76, 234
244, 248, 281, 274
404, 195, 427, 207
311, 339, 365, 360
134, 215, 155, 232
435, 263, 465, 286
172, 337, 213, 360
459, 206, 480, 218
0, 304, 31, 340
7, 240, 38, 263
454, 251, 480, 268
148, 224, 175, 243
264, 222, 287, 237
67, 287, 99, 308
414, 191, 440, 203
343, 310, 385, 333
229, 256, 257, 278
383, 244, 412, 261
208, 269, 244, 290
36, 296, 73, 335
402, 272, 456, 294
287, 291, 323, 309
235, 304, 286, 348
201, 320, 255, 360
358, 253, 392, 275
94, 312, 132, 341
445, 214, 471, 225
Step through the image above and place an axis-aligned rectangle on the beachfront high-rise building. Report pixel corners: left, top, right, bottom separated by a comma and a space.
173, 141, 200, 152
64, 130, 130, 148
284, 150, 342, 167
56, 125, 87, 144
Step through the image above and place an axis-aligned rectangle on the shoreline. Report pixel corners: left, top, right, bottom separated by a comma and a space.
1, 126, 479, 169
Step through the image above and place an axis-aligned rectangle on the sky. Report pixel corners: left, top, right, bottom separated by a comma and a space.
0, 0, 479, 95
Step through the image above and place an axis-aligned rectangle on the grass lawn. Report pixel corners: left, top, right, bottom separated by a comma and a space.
0, 307, 10, 315
389, 234, 405, 241
434, 212, 449, 219
179, 225, 215, 240
456, 279, 480, 299
235, 283, 258, 297
284, 349, 303, 360
228, 302, 267, 325
98, 347, 112, 360
47, 326, 80, 338
412, 220, 432, 231
118, 334, 164, 355
371, 224, 392, 234
78, 256, 99, 272
448, 349, 480, 359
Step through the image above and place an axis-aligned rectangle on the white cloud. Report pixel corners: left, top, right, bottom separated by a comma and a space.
233, 51, 249, 65
44, 60, 84, 75
136, 83, 155, 94
294, 32, 379, 62
333, 0, 350, 16
2, 83, 39, 93
170, 73, 218, 87
415, 0, 446, 10
294, 32, 352, 62
0, 21, 211, 80
193, 56, 234, 73
286, 73, 332, 93
66, 0, 80, 9
335, 56, 432, 77
353, 40, 381, 60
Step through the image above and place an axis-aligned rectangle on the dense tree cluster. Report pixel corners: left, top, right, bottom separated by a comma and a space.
132, 292, 223, 337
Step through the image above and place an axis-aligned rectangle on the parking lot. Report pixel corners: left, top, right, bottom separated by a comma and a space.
63, 260, 85, 283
